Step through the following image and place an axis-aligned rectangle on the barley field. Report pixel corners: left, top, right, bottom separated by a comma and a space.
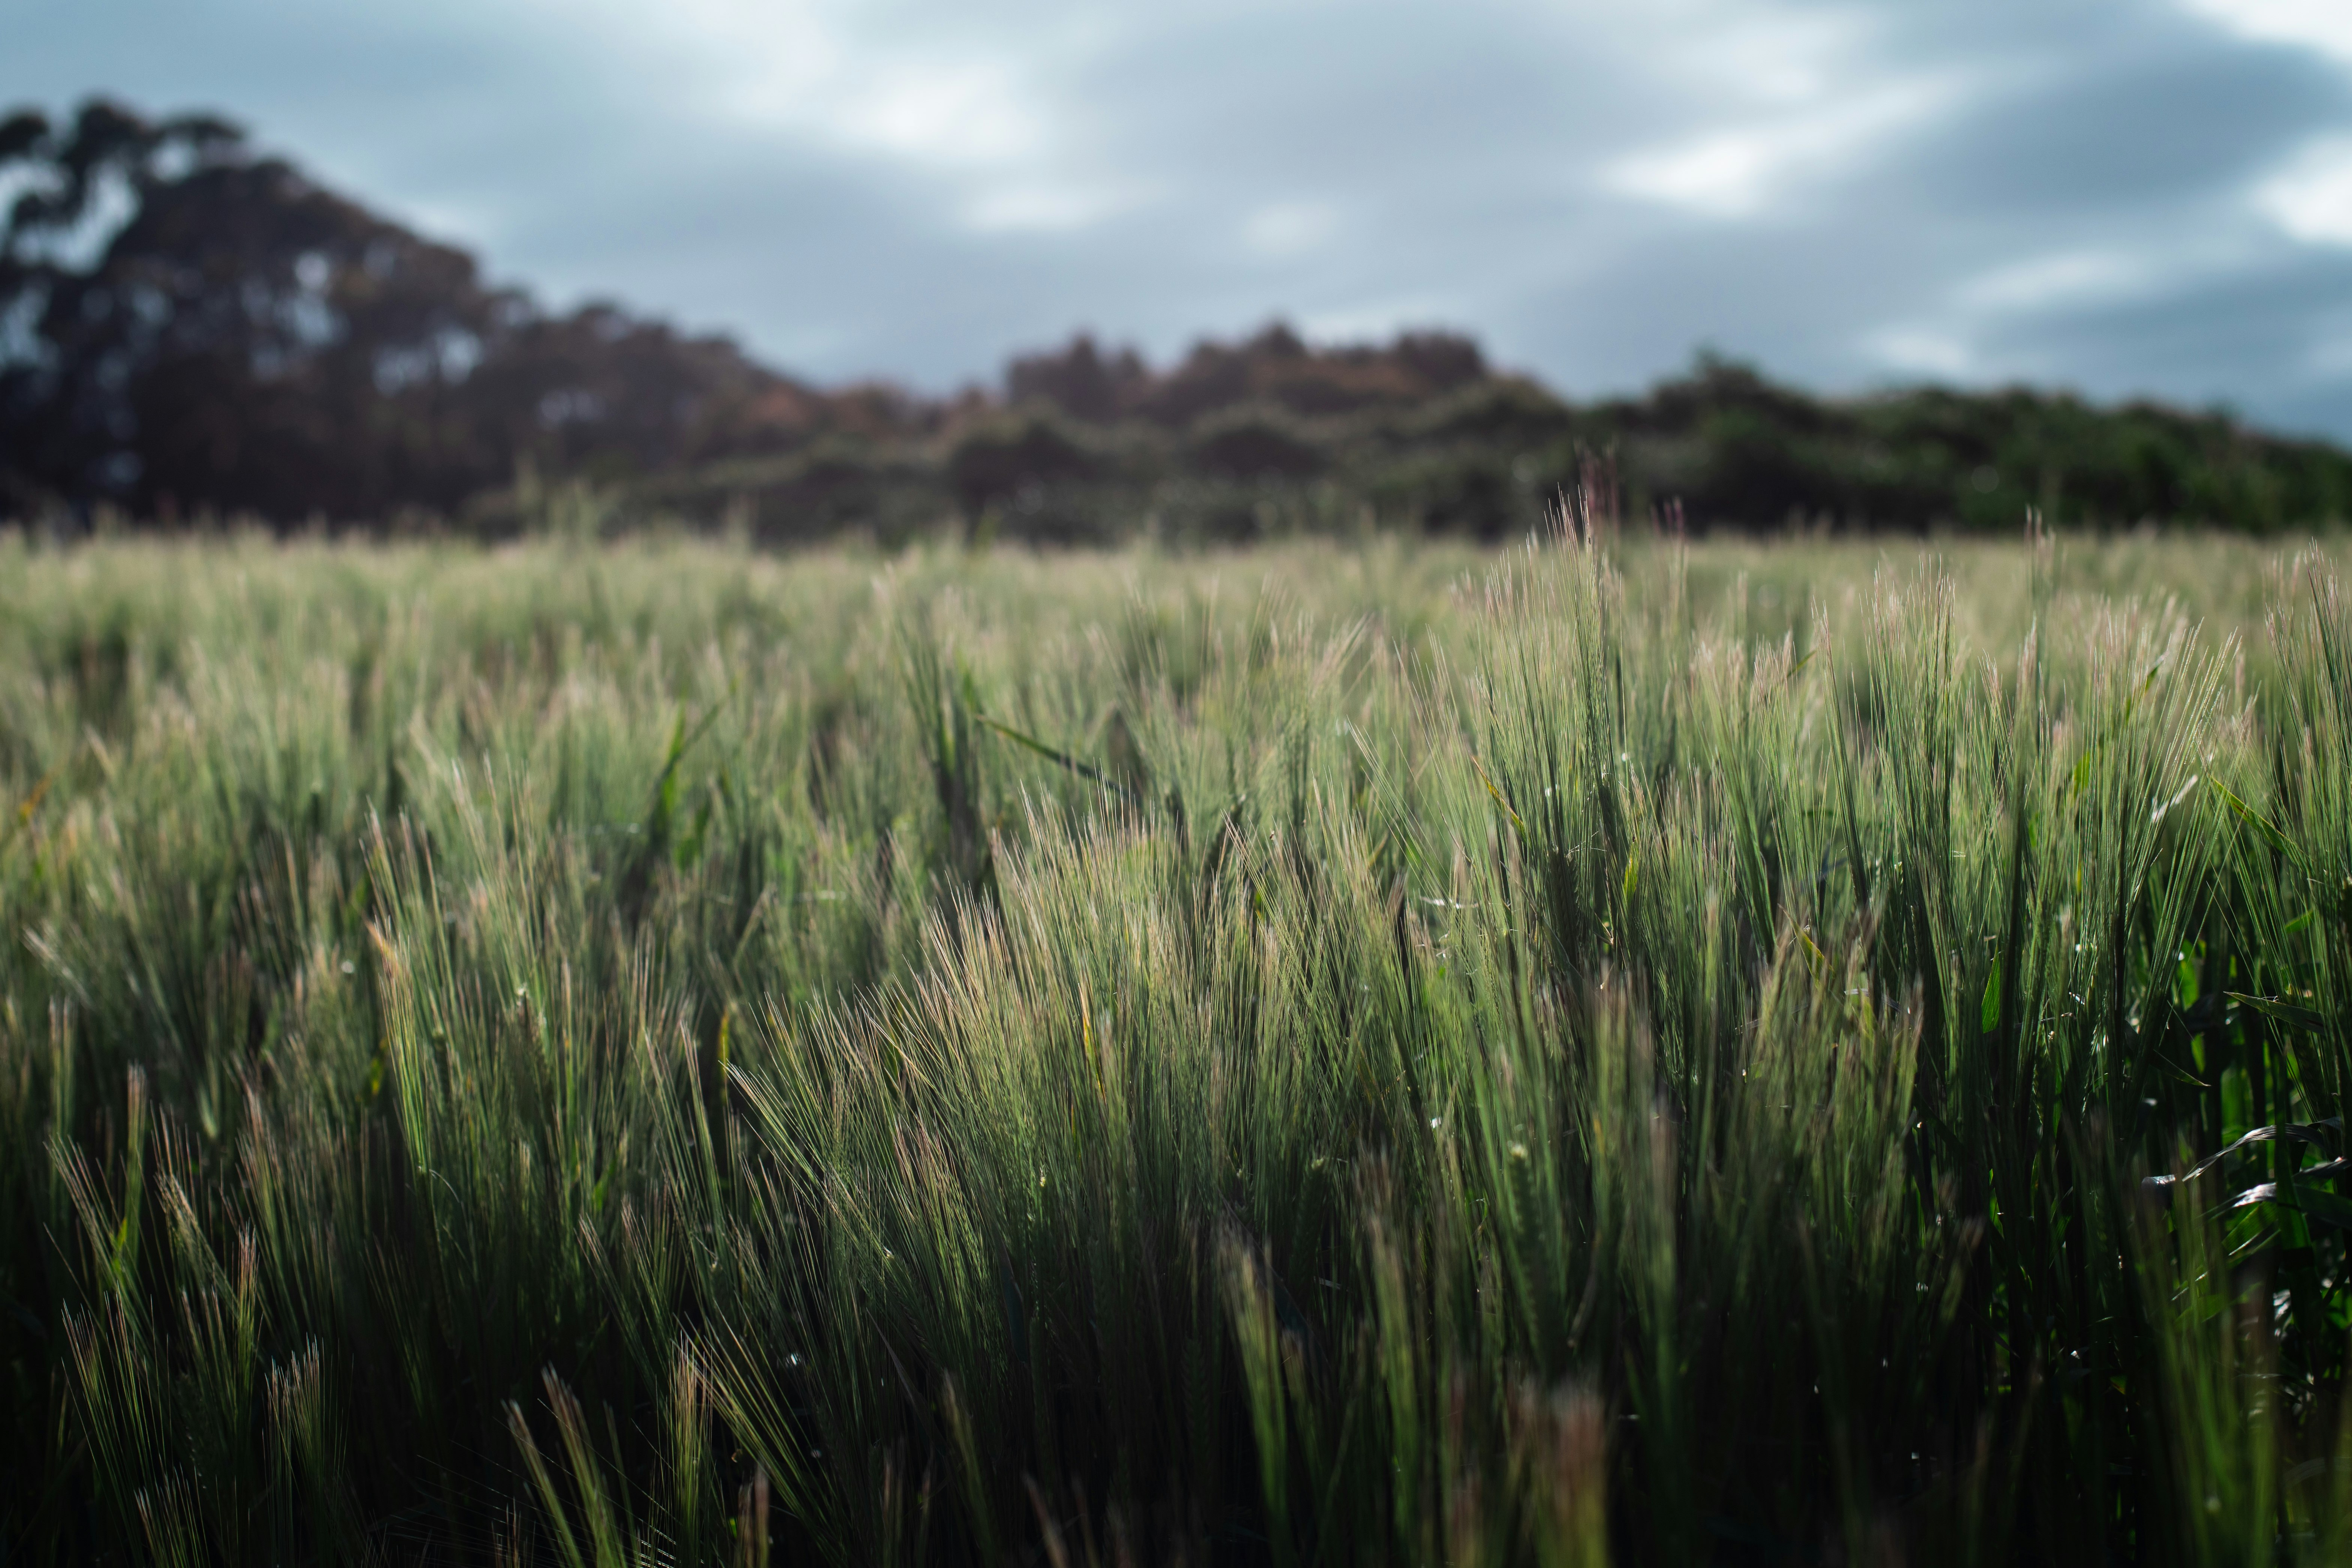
2, 520, 2349, 1565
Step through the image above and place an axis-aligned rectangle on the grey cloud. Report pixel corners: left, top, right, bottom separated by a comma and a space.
1901, 27, 2352, 216
1955, 252, 2352, 429
1079, 5, 1644, 189
1500, 207, 1956, 392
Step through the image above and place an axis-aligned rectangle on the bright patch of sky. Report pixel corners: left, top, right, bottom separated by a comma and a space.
2178, 0, 2352, 66
2256, 136, 2352, 245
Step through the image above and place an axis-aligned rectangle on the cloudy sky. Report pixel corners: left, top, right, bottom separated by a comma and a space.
10, 0, 2352, 433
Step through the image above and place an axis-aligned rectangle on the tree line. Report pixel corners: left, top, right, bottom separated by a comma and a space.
6, 97, 2350, 539
0, 100, 904, 525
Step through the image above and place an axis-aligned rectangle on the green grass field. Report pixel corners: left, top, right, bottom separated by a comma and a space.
3, 521, 2350, 1565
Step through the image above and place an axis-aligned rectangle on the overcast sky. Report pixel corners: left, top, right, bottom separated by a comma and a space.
10, 0, 2352, 433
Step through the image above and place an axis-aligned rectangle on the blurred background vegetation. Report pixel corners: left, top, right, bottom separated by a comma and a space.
7, 98, 2352, 546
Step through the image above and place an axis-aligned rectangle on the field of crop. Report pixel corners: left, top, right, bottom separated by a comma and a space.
2, 519, 2349, 1566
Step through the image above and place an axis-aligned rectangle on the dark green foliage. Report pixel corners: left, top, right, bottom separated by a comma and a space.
1184, 405, 1328, 482
947, 412, 1106, 512
1589, 355, 2352, 534
940, 335, 2352, 540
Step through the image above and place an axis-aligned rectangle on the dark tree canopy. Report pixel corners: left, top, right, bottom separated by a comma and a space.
0, 99, 845, 524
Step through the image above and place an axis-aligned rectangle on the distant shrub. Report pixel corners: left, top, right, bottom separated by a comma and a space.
1183, 405, 1328, 481
946, 410, 1108, 521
